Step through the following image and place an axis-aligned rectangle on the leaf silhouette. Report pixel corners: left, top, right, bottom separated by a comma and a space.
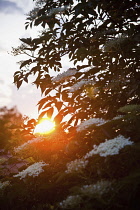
47, 107, 54, 118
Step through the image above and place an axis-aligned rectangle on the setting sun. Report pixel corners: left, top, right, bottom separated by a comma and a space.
34, 118, 55, 136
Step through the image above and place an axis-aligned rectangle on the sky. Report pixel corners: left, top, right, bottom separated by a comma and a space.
0, 0, 71, 119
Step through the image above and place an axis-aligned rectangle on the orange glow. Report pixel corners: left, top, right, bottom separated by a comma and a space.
34, 118, 55, 136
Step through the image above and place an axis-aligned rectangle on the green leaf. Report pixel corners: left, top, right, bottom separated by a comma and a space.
62, 90, 69, 102
16, 80, 23, 89
54, 112, 63, 124
41, 102, 53, 111
20, 59, 32, 69
45, 88, 52, 96
24, 73, 30, 83
20, 38, 32, 45
47, 107, 54, 118
55, 102, 63, 111
38, 110, 48, 121
38, 97, 52, 111
14, 71, 21, 76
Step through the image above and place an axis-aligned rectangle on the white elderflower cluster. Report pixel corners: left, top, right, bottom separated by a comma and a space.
13, 161, 48, 179
52, 68, 77, 82
84, 135, 133, 158
76, 118, 107, 132
0, 181, 10, 190
59, 180, 112, 208
65, 158, 88, 174
80, 180, 112, 197
59, 195, 81, 209
47, 5, 69, 16
69, 79, 94, 92
14, 137, 44, 153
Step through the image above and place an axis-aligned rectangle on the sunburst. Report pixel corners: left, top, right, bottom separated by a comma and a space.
34, 118, 55, 136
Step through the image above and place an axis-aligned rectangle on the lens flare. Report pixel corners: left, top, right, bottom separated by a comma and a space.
34, 118, 55, 136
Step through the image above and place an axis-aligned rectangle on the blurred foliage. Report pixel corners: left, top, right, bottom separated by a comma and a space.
0, 106, 35, 149
0, 106, 23, 149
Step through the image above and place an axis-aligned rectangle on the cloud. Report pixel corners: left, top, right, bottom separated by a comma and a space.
10, 83, 41, 118
0, 0, 23, 14
0, 42, 7, 53
7, 0, 35, 13
0, 81, 12, 107
0, 79, 4, 84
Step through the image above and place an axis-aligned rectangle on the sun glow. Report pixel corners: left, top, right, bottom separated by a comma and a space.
34, 118, 55, 136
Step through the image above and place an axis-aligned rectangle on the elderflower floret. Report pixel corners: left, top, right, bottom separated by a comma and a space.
76, 118, 107, 132
14, 137, 44, 153
84, 135, 133, 158
13, 161, 48, 179
69, 79, 94, 92
0, 181, 10, 190
59, 195, 81, 209
80, 180, 112, 197
65, 158, 88, 174
52, 68, 77, 82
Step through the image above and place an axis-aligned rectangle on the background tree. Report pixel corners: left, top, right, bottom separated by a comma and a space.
0, 106, 23, 149
0, 106, 35, 150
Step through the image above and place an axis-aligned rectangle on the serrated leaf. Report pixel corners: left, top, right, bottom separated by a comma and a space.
62, 91, 69, 102
45, 88, 52, 95
68, 115, 76, 124
31, 66, 39, 74
47, 107, 54, 118
14, 75, 19, 83
55, 101, 63, 111
43, 66, 48, 72
74, 118, 79, 126
27, 119, 36, 126
40, 84, 47, 94
20, 38, 32, 45
16, 80, 23, 89
20, 59, 32, 69
54, 112, 63, 124
38, 96, 53, 110
14, 71, 21, 76
24, 74, 29, 83
74, 60, 77, 65
42, 102, 53, 110
38, 110, 48, 121
25, 24, 29, 30
38, 96, 52, 105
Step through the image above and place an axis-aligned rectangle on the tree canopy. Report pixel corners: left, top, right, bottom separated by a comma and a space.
13, 0, 140, 131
